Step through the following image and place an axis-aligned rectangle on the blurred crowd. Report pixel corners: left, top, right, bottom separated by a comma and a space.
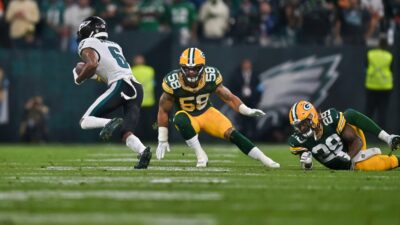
0, 0, 400, 50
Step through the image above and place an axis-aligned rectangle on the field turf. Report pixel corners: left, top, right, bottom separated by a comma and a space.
1, 144, 400, 225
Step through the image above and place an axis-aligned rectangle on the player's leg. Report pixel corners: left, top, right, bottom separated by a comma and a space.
199, 107, 279, 168
344, 108, 400, 151
80, 80, 123, 133
173, 111, 208, 167
120, 81, 151, 169
354, 154, 399, 171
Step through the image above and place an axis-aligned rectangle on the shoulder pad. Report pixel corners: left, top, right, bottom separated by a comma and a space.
162, 70, 181, 95
324, 108, 346, 134
204, 66, 223, 86
78, 38, 101, 57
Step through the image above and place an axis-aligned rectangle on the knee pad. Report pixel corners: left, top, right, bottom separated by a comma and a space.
173, 112, 196, 140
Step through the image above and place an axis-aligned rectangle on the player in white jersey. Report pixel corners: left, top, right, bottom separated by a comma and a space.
73, 16, 151, 169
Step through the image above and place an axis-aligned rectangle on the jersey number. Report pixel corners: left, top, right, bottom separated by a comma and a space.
311, 133, 343, 156
179, 94, 210, 112
108, 47, 129, 69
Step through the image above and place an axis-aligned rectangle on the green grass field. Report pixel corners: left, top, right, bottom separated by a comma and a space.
1, 144, 400, 225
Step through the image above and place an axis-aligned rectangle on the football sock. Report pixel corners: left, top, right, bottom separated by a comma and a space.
174, 112, 197, 140
229, 130, 254, 155
378, 130, 391, 145
80, 116, 110, 129
344, 109, 382, 136
185, 135, 208, 161
126, 134, 146, 154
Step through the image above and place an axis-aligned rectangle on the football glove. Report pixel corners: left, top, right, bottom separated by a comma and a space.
238, 104, 266, 117
156, 141, 170, 160
300, 151, 313, 170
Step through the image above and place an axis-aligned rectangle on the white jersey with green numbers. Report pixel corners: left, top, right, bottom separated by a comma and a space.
78, 37, 136, 85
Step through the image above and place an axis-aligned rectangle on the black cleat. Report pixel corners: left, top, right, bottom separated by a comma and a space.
99, 118, 123, 141
389, 135, 400, 155
134, 147, 152, 169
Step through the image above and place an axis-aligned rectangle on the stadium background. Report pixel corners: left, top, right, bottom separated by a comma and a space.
0, 0, 399, 142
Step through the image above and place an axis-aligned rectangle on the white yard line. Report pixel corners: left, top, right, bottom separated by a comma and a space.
69, 158, 234, 163
0, 190, 223, 201
43, 166, 231, 172
0, 212, 216, 225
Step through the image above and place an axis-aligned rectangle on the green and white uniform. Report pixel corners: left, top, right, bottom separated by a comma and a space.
288, 108, 352, 170
162, 66, 223, 116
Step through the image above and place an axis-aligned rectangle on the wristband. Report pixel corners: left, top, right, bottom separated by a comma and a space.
158, 127, 168, 142
238, 104, 252, 116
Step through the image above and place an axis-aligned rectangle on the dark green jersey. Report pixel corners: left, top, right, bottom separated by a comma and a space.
162, 66, 223, 116
288, 108, 352, 170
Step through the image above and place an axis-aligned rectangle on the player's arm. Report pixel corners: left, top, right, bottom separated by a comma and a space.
156, 92, 175, 159
341, 123, 363, 158
75, 48, 99, 84
157, 92, 175, 127
215, 84, 265, 117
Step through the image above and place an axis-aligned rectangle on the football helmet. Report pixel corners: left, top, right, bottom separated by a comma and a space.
289, 100, 319, 138
77, 16, 108, 43
179, 48, 206, 85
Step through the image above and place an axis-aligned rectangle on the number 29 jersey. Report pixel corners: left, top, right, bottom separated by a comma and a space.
78, 37, 135, 85
288, 108, 352, 170
162, 66, 223, 116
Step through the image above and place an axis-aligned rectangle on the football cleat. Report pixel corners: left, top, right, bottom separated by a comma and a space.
266, 162, 281, 169
196, 160, 208, 168
388, 135, 400, 155
99, 118, 123, 141
134, 147, 152, 169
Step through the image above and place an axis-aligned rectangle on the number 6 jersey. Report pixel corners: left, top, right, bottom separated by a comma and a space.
78, 37, 136, 85
288, 108, 352, 170
162, 66, 223, 116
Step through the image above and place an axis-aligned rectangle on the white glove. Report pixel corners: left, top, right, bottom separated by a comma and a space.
238, 104, 265, 117
156, 127, 170, 160
156, 141, 170, 160
300, 151, 313, 170
72, 68, 82, 85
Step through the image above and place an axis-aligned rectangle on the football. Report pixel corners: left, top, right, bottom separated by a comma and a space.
75, 62, 85, 74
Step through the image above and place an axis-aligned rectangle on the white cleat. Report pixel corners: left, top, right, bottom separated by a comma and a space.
196, 160, 208, 168
266, 162, 280, 168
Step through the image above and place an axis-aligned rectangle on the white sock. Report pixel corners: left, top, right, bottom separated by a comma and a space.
378, 130, 390, 144
126, 134, 146, 154
248, 147, 275, 165
80, 116, 110, 129
186, 135, 208, 161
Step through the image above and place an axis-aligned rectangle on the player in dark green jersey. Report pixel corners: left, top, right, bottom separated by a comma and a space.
156, 47, 280, 168
288, 100, 400, 170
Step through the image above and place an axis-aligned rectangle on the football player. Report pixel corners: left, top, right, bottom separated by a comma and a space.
288, 100, 400, 171
156, 47, 280, 168
73, 16, 151, 169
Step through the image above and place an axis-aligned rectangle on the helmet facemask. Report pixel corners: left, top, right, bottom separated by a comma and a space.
180, 64, 204, 86
293, 117, 315, 138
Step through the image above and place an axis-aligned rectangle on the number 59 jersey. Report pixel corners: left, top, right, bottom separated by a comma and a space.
162, 66, 223, 116
78, 37, 134, 85
288, 108, 352, 170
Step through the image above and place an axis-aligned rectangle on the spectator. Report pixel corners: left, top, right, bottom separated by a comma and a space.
258, 0, 278, 46
138, 0, 165, 32
165, 0, 197, 46
281, 1, 302, 46
230, 0, 259, 44
94, 0, 118, 32
0, 0, 10, 48
63, 0, 93, 51
298, 0, 335, 45
19, 96, 49, 143
118, 0, 140, 31
365, 36, 393, 129
361, 0, 384, 41
40, 0, 64, 49
228, 59, 260, 139
131, 55, 157, 141
0, 67, 9, 124
5, 0, 40, 48
334, 0, 372, 45
199, 0, 229, 43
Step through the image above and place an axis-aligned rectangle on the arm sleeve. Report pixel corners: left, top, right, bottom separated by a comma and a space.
344, 108, 382, 136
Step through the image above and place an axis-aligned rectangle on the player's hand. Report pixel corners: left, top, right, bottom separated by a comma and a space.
238, 104, 266, 117
300, 151, 313, 170
156, 141, 170, 160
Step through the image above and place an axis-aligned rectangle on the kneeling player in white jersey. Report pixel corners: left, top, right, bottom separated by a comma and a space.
73, 16, 151, 169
